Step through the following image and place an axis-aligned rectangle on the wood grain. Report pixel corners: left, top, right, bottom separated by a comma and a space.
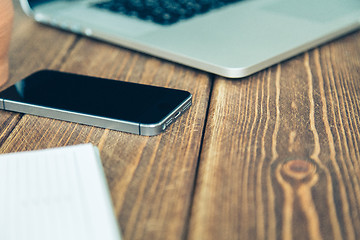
5, 1, 360, 240
0, 111, 21, 147
188, 31, 360, 240
8, 0, 79, 87
1, 4, 212, 240
0, 0, 14, 86
1, 1, 78, 147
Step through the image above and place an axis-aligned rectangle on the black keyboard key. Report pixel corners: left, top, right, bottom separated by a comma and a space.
93, 0, 243, 25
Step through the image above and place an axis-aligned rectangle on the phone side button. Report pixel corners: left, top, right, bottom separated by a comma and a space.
0, 99, 4, 110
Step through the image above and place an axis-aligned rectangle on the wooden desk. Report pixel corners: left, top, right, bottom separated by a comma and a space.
2, 2, 360, 239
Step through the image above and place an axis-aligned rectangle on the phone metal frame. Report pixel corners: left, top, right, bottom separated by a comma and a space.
0, 94, 192, 136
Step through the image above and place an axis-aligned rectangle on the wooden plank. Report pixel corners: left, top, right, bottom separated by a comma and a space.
4, 2, 78, 82
9, 1, 79, 85
188, 31, 360, 240
0, 111, 21, 146
1, 27, 212, 240
0, 1, 78, 146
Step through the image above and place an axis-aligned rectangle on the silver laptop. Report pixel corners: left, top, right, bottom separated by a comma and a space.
20, 0, 360, 78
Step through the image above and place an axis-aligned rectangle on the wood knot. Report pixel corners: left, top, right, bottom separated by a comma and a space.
281, 159, 316, 181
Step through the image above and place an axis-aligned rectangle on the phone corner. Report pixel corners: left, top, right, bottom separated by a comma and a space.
139, 123, 165, 136
139, 96, 192, 136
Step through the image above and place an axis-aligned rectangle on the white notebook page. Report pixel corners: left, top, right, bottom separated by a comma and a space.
0, 144, 122, 240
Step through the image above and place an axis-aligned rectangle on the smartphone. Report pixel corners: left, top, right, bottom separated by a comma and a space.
0, 70, 192, 136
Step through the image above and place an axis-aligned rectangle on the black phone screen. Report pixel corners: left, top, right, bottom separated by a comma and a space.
0, 70, 191, 124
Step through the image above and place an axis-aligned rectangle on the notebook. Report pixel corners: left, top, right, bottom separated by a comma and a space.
19, 0, 360, 78
0, 144, 122, 240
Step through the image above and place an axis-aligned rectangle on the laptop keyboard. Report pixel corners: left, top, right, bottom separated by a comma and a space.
93, 0, 243, 25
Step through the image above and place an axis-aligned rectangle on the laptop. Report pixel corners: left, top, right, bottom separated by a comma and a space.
19, 0, 360, 78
